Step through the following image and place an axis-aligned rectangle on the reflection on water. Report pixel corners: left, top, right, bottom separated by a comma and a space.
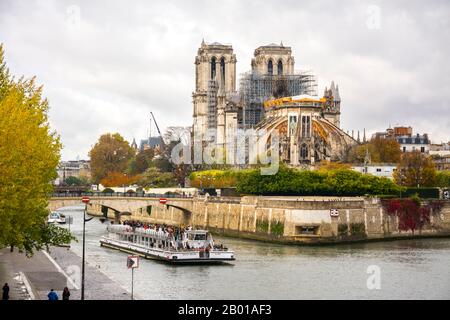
58, 207, 450, 299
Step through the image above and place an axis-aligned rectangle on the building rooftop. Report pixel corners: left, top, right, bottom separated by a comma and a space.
264, 94, 325, 108
140, 136, 164, 150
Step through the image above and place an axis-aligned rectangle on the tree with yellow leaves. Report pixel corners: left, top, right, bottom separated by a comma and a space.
89, 133, 135, 183
0, 44, 73, 255
394, 151, 436, 187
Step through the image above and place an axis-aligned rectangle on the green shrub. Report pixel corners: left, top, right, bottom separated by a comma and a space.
270, 221, 284, 236
235, 165, 401, 196
255, 219, 269, 233
403, 187, 439, 199
338, 223, 348, 236
435, 171, 450, 188
350, 223, 366, 235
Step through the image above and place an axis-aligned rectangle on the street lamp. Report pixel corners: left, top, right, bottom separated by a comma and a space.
79, 196, 125, 299
81, 196, 93, 300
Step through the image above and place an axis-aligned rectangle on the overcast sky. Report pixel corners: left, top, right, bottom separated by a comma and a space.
1, 0, 449, 160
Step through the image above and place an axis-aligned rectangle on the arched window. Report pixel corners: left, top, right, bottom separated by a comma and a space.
211, 57, 216, 79
220, 57, 225, 82
268, 59, 273, 75
300, 144, 308, 159
277, 60, 283, 75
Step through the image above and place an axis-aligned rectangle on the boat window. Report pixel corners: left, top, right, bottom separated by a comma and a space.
194, 234, 206, 240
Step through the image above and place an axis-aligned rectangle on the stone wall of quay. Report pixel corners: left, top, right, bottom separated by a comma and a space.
85, 196, 450, 244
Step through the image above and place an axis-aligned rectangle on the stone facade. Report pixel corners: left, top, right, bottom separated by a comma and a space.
256, 95, 356, 164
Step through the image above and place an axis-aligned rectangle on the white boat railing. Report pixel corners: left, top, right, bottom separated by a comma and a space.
106, 224, 231, 252
107, 224, 171, 240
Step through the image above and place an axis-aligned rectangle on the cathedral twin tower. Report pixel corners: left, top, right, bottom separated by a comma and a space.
191, 40, 347, 165
192, 40, 302, 146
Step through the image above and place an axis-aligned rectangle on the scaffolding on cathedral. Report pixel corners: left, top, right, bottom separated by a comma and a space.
239, 70, 318, 127
207, 79, 218, 129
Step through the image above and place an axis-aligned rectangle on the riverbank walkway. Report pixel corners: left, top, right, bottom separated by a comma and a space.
0, 246, 132, 300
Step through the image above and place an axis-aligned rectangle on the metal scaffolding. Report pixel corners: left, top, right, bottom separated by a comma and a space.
207, 79, 218, 129
239, 70, 318, 127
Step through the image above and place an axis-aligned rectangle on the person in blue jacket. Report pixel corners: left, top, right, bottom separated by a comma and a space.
47, 289, 59, 300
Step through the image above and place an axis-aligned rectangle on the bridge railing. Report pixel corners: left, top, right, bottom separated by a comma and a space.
50, 192, 194, 199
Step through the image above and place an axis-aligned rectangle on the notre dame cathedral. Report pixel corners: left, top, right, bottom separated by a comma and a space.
192, 40, 357, 165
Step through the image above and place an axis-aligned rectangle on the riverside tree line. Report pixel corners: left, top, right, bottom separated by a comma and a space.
85, 129, 449, 196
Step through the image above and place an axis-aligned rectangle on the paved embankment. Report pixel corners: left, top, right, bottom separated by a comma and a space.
0, 246, 132, 300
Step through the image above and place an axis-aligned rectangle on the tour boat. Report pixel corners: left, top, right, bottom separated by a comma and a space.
100, 224, 235, 264
47, 211, 66, 224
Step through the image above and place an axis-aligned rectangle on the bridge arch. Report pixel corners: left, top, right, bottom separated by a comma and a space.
49, 196, 194, 226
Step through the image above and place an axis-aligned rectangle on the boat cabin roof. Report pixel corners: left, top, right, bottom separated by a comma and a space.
186, 230, 208, 234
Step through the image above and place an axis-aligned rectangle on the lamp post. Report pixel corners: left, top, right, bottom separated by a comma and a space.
81, 196, 93, 300
79, 196, 120, 300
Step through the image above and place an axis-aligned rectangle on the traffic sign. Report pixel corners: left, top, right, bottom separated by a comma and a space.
159, 198, 167, 204
127, 255, 139, 269
81, 196, 90, 204
330, 209, 339, 217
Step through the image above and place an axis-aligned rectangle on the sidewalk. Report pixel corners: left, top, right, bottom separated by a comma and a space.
0, 249, 34, 300
0, 246, 132, 300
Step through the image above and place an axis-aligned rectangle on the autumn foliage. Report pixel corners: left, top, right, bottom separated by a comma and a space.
349, 137, 401, 163
381, 197, 444, 233
0, 44, 73, 254
394, 151, 436, 187
89, 133, 135, 183
100, 171, 139, 187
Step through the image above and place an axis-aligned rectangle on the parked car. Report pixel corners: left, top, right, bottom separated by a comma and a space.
48, 211, 66, 224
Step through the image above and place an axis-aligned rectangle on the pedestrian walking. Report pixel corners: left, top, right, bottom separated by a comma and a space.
62, 287, 70, 300
2, 283, 9, 300
47, 289, 59, 300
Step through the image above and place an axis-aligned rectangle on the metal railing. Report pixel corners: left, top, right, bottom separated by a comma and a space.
50, 192, 194, 199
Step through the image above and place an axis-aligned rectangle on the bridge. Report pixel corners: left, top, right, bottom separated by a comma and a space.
49, 193, 194, 225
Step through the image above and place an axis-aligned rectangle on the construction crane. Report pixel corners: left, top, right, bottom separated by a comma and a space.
150, 111, 165, 150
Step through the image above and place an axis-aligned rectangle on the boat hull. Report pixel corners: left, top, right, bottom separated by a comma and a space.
100, 237, 235, 264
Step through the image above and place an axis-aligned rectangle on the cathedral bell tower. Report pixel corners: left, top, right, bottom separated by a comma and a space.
192, 40, 237, 146
251, 42, 295, 76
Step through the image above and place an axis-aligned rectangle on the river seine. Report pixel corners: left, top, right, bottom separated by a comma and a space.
59, 206, 450, 299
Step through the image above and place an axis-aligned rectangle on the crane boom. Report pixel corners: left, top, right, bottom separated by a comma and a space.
150, 112, 165, 148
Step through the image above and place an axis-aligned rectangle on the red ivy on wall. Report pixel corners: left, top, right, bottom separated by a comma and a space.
381, 199, 435, 233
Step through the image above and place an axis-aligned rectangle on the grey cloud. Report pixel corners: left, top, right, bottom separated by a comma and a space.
0, 0, 449, 159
